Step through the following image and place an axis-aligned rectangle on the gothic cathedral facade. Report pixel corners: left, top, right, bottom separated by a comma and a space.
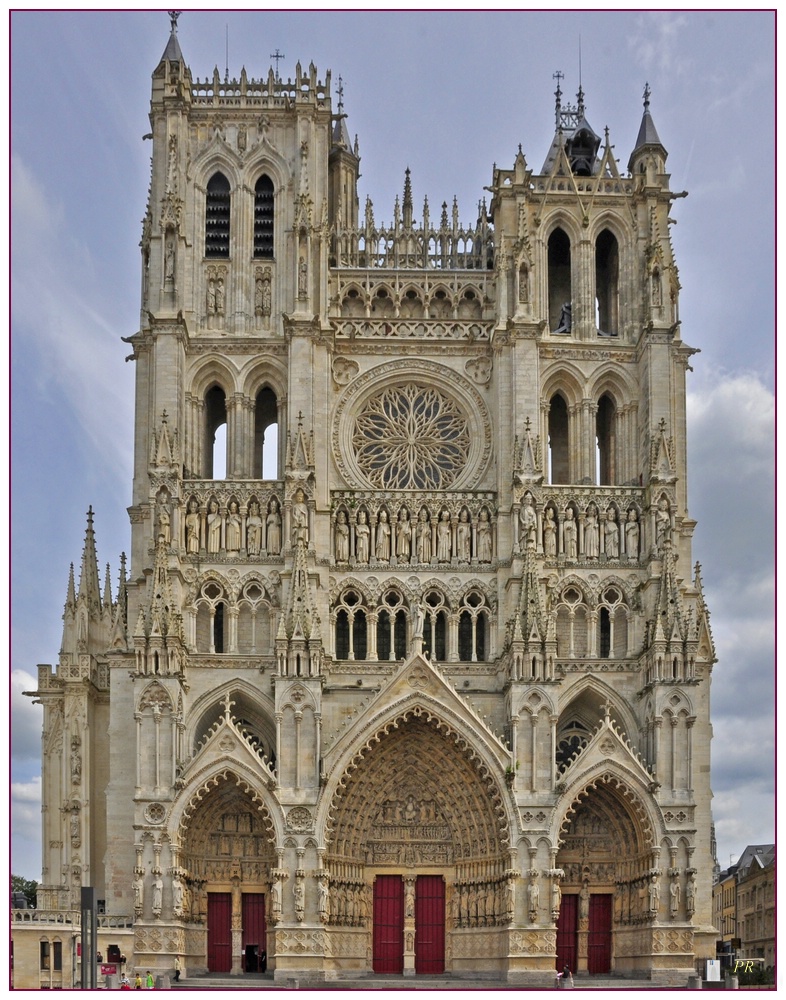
26, 22, 717, 986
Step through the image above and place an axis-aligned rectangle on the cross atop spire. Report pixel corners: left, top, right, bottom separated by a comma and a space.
270, 48, 285, 81
643, 82, 651, 111
168, 10, 180, 32
337, 75, 345, 115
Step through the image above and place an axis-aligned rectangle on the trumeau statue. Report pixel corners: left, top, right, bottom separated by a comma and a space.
376, 510, 391, 562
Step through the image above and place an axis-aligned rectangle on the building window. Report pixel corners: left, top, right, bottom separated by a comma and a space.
595, 229, 619, 336
254, 387, 279, 478
40, 941, 50, 971
253, 175, 275, 258
548, 393, 570, 484
596, 393, 617, 485
204, 385, 227, 479
548, 228, 571, 332
205, 172, 231, 258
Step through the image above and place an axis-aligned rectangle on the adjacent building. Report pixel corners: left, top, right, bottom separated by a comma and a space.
18, 16, 718, 987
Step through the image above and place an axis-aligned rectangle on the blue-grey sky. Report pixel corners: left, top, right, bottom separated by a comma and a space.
10, 9, 774, 880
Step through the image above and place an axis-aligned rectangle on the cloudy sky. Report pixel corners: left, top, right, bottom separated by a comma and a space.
10, 10, 774, 880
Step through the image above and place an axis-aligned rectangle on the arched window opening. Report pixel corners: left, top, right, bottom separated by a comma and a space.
205, 385, 227, 479
596, 393, 617, 485
424, 610, 447, 661
458, 611, 473, 662
548, 228, 571, 332
335, 610, 350, 660
253, 175, 275, 258
353, 610, 368, 660
205, 172, 231, 258
213, 601, 225, 654
556, 721, 591, 774
595, 229, 619, 336
548, 393, 570, 484
254, 386, 279, 479
458, 604, 486, 662
599, 606, 611, 658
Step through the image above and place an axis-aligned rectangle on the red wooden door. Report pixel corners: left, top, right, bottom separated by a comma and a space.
556, 893, 578, 974
373, 876, 404, 974
415, 876, 445, 974
587, 894, 612, 974
242, 893, 266, 971
207, 892, 232, 972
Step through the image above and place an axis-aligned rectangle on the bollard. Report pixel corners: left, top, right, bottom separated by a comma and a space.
156, 974, 171, 990
726, 975, 739, 990
687, 973, 703, 989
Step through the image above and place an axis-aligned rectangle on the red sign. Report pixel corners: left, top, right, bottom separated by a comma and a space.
101, 964, 118, 976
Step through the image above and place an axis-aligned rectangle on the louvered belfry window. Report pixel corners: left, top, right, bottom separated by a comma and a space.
254, 175, 274, 258
205, 172, 231, 258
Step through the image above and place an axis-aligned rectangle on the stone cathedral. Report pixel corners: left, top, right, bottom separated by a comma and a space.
25, 19, 718, 987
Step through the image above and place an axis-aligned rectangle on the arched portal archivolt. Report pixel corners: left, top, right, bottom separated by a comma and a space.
178, 770, 277, 890
326, 709, 508, 871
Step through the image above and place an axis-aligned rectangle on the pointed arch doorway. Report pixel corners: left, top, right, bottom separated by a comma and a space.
179, 772, 276, 974
327, 710, 508, 977
556, 775, 656, 977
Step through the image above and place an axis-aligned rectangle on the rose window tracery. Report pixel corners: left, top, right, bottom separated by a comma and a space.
352, 383, 471, 490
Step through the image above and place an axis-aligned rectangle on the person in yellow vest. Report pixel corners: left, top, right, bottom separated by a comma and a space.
134, 972, 142, 990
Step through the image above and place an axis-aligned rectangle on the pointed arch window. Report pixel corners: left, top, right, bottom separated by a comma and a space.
596, 393, 617, 485
595, 229, 619, 336
254, 386, 279, 478
548, 393, 570, 484
205, 172, 231, 258
253, 175, 275, 258
204, 385, 227, 479
548, 228, 572, 332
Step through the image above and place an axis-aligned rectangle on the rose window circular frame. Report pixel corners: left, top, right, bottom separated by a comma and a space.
333, 361, 492, 491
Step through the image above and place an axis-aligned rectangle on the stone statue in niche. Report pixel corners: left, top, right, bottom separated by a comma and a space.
551, 879, 561, 916
520, 492, 537, 549
293, 879, 305, 921
215, 277, 225, 315
165, 239, 175, 282
655, 498, 671, 551
376, 510, 391, 562
416, 508, 431, 563
456, 509, 471, 562
206, 501, 222, 553
626, 508, 640, 558
335, 511, 350, 563
133, 875, 144, 913
292, 490, 309, 546
563, 508, 578, 559
172, 875, 184, 916
225, 501, 241, 553
669, 878, 680, 916
356, 511, 370, 564
648, 875, 660, 914
555, 302, 571, 333
269, 879, 281, 923
266, 498, 282, 555
153, 876, 163, 915
185, 499, 200, 554
207, 279, 216, 316
396, 509, 412, 562
528, 879, 539, 919
297, 256, 308, 299
246, 501, 263, 556
584, 504, 599, 559
255, 270, 272, 318
686, 874, 696, 916
605, 508, 619, 558
318, 879, 329, 922
157, 500, 171, 545
579, 881, 590, 922
543, 507, 557, 557
70, 737, 82, 783
477, 510, 492, 563
70, 812, 81, 847
437, 510, 451, 562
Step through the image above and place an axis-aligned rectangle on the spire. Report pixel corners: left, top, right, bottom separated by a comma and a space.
160, 10, 184, 64
331, 74, 354, 151
403, 168, 413, 229
629, 82, 667, 173
77, 507, 102, 613
102, 563, 113, 614
65, 563, 76, 612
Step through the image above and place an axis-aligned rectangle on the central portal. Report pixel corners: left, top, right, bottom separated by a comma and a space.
372, 875, 445, 975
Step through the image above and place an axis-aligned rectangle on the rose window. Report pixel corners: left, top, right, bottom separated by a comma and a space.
352, 383, 471, 489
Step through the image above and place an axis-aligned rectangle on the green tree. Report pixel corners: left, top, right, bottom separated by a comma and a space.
11, 874, 38, 908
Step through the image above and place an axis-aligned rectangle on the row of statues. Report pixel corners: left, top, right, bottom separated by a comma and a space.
335, 507, 493, 565
522, 495, 643, 560
182, 498, 284, 556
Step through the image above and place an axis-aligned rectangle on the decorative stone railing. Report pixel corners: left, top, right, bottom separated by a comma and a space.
332, 318, 492, 341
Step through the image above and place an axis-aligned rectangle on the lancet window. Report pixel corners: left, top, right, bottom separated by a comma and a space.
458, 590, 488, 662
334, 589, 368, 660
253, 174, 275, 258
548, 393, 570, 484
596, 392, 617, 485
376, 590, 407, 661
595, 228, 620, 336
195, 581, 228, 654
205, 172, 231, 258
204, 385, 227, 479
423, 589, 448, 661
548, 227, 572, 332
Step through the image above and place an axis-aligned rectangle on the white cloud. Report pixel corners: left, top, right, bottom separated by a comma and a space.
11, 669, 44, 765
11, 154, 134, 495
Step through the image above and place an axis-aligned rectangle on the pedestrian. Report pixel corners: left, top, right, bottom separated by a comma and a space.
174, 955, 181, 983
134, 972, 142, 990
146, 970, 155, 989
